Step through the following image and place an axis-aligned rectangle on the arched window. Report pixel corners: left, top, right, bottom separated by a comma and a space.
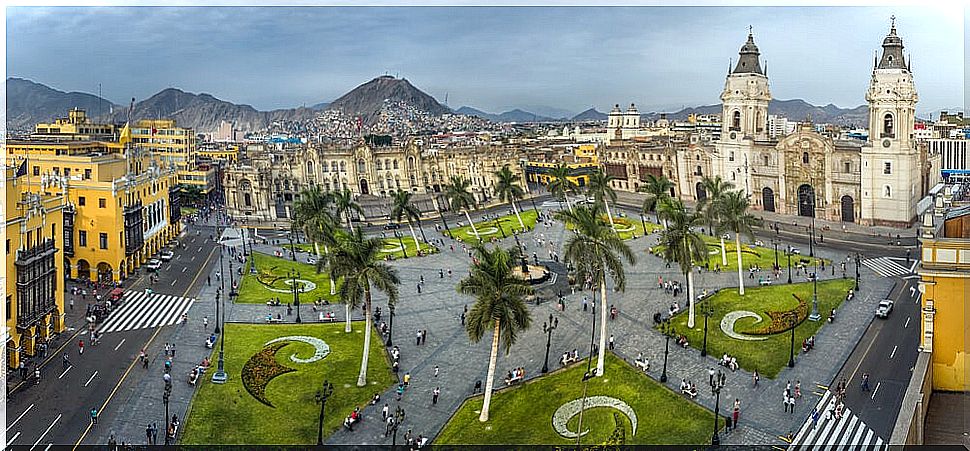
732, 111, 741, 130
357, 159, 367, 174
884, 185, 892, 198
376, 160, 383, 170
340, 161, 346, 172
306, 160, 314, 175
763, 154, 770, 166
802, 152, 809, 164
393, 160, 399, 170
408, 156, 416, 170
695, 165, 703, 176
883, 113, 894, 137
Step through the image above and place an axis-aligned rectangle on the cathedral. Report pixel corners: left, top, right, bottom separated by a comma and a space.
712, 21, 939, 226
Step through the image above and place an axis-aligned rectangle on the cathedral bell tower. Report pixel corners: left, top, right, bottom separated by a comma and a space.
860, 17, 920, 226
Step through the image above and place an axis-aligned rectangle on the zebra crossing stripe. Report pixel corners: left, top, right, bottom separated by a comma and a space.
131, 295, 171, 331
99, 292, 150, 333
110, 293, 159, 333
788, 389, 885, 451
862, 257, 910, 278
98, 291, 195, 334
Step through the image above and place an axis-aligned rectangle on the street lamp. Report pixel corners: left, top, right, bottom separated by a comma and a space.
855, 253, 861, 292
229, 260, 237, 298
211, 284, 228, 384
701, 300, 713, 357
809, 257, 821, 321
710, 369, 726, 446
163, 378, 172, 445
541, 314, 559, 373
660, 318, 675, 383
288, 230, 297, 261
214, 287, 222, 335
389, 405, 405, 449
639, 213, 647, 237
386, 303, 395, 346
290, 269, 302, 323
788, 311, 797, 368
771, 239, 780, 271
314, 380, 334, 445
249, 227, 257, 274
787, 247, 793, 284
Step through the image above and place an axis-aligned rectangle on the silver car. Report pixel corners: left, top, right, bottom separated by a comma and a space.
875, 299, 894, 318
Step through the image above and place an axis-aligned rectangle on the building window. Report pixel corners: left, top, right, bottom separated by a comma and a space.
33, 166, 40, 176
695, 166, 703, 176
763, 155, 770, 166
884, 185, 892, 198
5, 295, 10, 320
84, 169, 92, 179
64, 168, 71, 177
99, 198, 106, 208
802, 152, 809, 164
79, 196, 86, 206
732, 111, 741, 130
99, 233, 108, 250
883, 113, 894, 138
729, 151, 735, 162
244, 193, 252, 207
79, 230, 87, 247
883, 162, 892, 175
844, 162, 851, 173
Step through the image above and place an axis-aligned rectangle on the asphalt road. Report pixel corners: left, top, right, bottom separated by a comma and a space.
832, 277, 921, 440
5, 224, 220, 448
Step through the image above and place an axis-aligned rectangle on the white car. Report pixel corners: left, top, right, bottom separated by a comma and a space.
145, 259, 162, 271
788, 247, 801, 255
159, 250, 175, 261
875, 299, 894, 318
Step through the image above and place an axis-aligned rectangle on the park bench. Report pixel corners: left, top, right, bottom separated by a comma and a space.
266, 317, 284, 324
505, 375, 523, 386
634, 359, 649, 372
560, 355, 579, 366
319, 313, 337, 323
759, 279, 773, 286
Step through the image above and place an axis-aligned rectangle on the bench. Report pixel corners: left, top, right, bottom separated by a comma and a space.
266, 317, 284, 323
319, 313, 337, 323
505, 375, 523, 386
634, 359, 649, 372
342, 414, 362, 431
560, 356, 579, 366
759, 279, 773, 286
682, 388, 698, 399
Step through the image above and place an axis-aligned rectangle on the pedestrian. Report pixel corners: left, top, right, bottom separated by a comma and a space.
752, 370, 760, 387
91, 407, 99, 424
79, 339, 84, 355
460, 312, 466, 326
811, 407, 820, 429
203, 316, 208, 330
63, 353, 70, 368
783, 392, 790, 413
382, 403, 389, 421
207, 276, 211, 286
795, 380, 801, 399
787, 394, 796, 414
171, 343, 176, 358
416, 283, 422, 294
403, 372, 411, 387
422, 329, 428, 345
434, 365, 439, 377
416, 330, 422, 346
474, 380, 482, 393
439, 269, 444, 278
608, 334, 615, 350
164, 343, 170, 357
732, 399, 740, 428
861, 373, 870, 392
432, 386, 440, 405
709, 367, 716, 389
582, 296, 588, 312
34, 367, 40, 385
396, 384, 405, 401
70, 298, 75, 311
19, 361, 26, 379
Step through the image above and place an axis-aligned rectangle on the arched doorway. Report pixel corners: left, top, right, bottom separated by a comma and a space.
762, 187, 775, 212
76, 259, 91, 281
359, 179, 370, 195
841, 195, 855, 223
96, 262, 113, 282
797, 184, 815, 218
696, 182, 707, 202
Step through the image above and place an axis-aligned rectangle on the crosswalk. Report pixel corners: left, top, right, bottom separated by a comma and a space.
788, 390, 886, 450
862, 257, 912, 278
98, 290, 195, 334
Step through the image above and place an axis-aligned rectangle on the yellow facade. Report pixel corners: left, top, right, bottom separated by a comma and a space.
6, 139, 181, 282
4, 167, 67, 369
918, 212, 970, 392
197, 144, 239, 164
32, 108, 115, 141
525, 161, 598, 188
133, 119, 196, 172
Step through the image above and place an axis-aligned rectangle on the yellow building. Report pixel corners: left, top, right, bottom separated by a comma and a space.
6, 138, 181, 282
31, 108, 116, 141
133, 119, 196, 171
4, 166, 67, 369
197, 142, 240, 164
918, 203, 970, 392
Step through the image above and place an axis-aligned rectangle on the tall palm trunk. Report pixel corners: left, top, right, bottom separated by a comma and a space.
563, 194, 573, 211
324, 244, 336, 296
735, 233, 745, 296
479, 320, 501, 422
720, 236, 728, 267
597, 280, 608, 377
313, 241, 321, 262
511, 200, 525, 230
686, 270, 696, 328
464, 210, 480, 240
345, 304, 352, 332
407, 222, 420, 255
357, 289, 373, 387
603, 200, 617, 232
345, 212, 355, 233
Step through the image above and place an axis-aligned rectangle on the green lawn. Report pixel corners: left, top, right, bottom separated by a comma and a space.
444, 209, 539, 244
181, 322, 396, 445
295, 236, 437, 260
650, 234, 827, 271
666, 278, 854, 379
567, 213, 662, 241
436, 353, 720, 445
236, 252, 339, 305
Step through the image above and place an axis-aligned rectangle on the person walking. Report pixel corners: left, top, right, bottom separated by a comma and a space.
63, 353, 71, 368
752, 370, 760, 387
432, 386, 440, 405
79, 339, 84, 355
90, 407, 99, 425
732, 399, 740, 428
416, 330, 422, 346
608, 335, 615, 350
70, 298, 74, 311
460, 312, 465, 326
582, 296, 588, 312
861, 373, 870, 392
416, 283, 422, 294
709, 367, 717, 392
382, 403, 390, 421
203, 316, 208, 330
434, 365, 439, 378
164, 343, 170, 357
783, 392, 790, 413
403, 372, 411, 387
34, 367, 40, 385
171, 343, 176, 358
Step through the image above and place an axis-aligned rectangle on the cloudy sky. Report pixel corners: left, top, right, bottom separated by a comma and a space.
7, 5, 965, 116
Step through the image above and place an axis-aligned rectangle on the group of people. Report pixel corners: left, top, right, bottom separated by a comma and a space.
801, 335, 816, 352
504, 367, 526, 385
560, 349, 580, 366
719, 353, 739, 371
679, 379, 699, 398
343, 406, 363, 430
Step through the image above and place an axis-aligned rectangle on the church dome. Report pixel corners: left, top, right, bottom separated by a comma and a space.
733, 29, 764, 75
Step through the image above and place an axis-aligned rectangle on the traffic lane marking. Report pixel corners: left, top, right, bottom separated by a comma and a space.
31, 413, 61, 451
114, 338, 126, 351
8, 403, 34, 431
84, 371, 98, 387
889, 345, 897, 359
871, 382, 881, 399
10, 431, 21, 444
59, 365, 73, 379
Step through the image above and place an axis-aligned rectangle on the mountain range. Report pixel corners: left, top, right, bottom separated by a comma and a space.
650, 99, 869, 128
326, 75, 452, 125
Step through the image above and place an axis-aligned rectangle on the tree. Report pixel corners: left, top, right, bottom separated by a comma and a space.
697, 176, 735, 267
390, 190, 423, 256
459, 245, 533, 422
556, 204, 635, 377
547, 163, 577, 210
292, 186, 343, 321
493, 165, 526, 230
637, 174, 674, 227
587, 169, 618, 231
720, 190, 763, 296
445, 176, 480, 241
333, 188, 363, 233
657, 198, 707, 328
330, 228, 401, 386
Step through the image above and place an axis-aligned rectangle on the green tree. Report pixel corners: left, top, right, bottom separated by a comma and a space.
556, 204, 635, 377
333, 188, 364, 233
637, 174, 674, 228
493, 165, 527, 230
719, 190, 763, 296
292, 186, 342, 320
459, 245, 534, 422
587, 169, 619, 231
657, 198, 707, 328
547, 163, 577, 210
445, 176, 480, 241
697, 176, 735, 267
390, 190, 423, 256
330, 228, 401, 386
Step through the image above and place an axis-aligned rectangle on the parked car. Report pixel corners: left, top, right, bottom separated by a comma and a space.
788, 247, 801, 255
145, 259, 162, 271
159, 250, 175, 261
383, 223, 402, 230
875, 299, 894, 318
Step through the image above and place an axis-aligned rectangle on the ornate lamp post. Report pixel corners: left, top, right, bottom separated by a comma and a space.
854, 252, 861, 291
771, 239, 780, 271
787, 246, 793, 284
289, 269, 302, 323
386, 303, 395, 346
710, 369, 726, 446
809, 257, 821, 321
229, 259, 237, 299
288, 229, 297, 261
314, 380, 334, 445
660, 318, 675, 383
788, 311, 797, 368
211, 284, 228, 383
163, 378, 172, 445
541, 314, 559, 373
249, 227, 257, 274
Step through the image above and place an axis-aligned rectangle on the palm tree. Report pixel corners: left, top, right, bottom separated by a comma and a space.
638, 174, 674, 227
657, 198, 707, 328
587, 169, 618, 231
330, 228, 401, 386
445, 176, 480, 241
390, 190, 423, 256
547, 163, 576, 210
333, 188, 363, 232
556, 204, 635, 377
697, 176, 735, 267
292, 186, 341, 310
720, 190, 763, 296
493, 165, 526, 230
459, 244, 533, 422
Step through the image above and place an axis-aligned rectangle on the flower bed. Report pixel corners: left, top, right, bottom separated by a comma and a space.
241, 342, 296, 408
747, 294, 810, 335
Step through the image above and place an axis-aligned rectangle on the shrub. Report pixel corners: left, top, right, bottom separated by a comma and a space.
747, 294, 809, 335
241, 342, 296, 407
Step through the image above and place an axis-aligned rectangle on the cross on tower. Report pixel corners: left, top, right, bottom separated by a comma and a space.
891, 15, 896, 28
748, 25, 753, 35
